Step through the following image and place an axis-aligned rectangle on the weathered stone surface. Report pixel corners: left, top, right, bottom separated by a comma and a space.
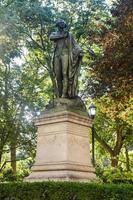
26, 110, 96, 182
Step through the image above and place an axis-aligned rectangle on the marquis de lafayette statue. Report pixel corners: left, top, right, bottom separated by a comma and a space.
50, 20, 83, 99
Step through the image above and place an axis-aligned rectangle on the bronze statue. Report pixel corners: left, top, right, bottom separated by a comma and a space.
50, 20, 83, 98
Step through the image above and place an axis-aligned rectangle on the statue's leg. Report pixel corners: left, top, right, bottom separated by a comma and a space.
54, 56, 63, 97
61, 54, 69, 98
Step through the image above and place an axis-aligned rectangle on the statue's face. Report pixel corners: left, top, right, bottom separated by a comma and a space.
58, 21, 66, 28
56, 20, 67, 30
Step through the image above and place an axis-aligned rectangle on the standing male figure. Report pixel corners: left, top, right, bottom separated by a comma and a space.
50, 20, 83, 98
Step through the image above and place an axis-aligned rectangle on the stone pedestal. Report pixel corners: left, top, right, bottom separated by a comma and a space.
26, 110, 96, 181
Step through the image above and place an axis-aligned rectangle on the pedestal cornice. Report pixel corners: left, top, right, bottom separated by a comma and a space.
35, 110, 92, 127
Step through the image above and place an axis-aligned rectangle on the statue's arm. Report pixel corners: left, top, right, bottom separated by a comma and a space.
71, 34, 83, 56
49, 32, 58, 41
50, 32, 68, 41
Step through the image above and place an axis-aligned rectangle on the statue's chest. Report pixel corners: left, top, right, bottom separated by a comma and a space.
55, 38, 68, 50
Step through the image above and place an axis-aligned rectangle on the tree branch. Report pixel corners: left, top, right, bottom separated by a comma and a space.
94, 129, 114, 155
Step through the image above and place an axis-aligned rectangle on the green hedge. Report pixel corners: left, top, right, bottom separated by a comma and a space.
0, 181, 133, 200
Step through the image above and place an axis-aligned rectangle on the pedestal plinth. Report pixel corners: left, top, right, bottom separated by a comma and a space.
26, 110, 96, 181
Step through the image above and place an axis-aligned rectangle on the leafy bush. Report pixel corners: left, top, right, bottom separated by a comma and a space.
0, 167, 30, 182
0, 182, 133, 200
0, 159, 31, 182
96, 166, 133, 184
0, 168, 17, 182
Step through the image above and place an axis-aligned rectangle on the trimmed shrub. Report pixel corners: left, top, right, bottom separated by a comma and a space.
0, 181, 133, 200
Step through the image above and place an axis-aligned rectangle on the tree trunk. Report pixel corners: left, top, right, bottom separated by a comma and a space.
125, 146, 130, 171
94, 121, 124, 168
0, 153, 2, 167
111, 156, 118, 167
10, 141, 16, 175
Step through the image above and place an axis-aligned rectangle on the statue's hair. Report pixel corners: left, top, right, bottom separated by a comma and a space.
56, 19, 67, 28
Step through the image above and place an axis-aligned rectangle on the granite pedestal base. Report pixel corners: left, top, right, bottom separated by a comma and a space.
26, 110, 96, 181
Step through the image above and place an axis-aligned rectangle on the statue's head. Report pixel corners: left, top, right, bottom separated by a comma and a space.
56, 19, 67, 30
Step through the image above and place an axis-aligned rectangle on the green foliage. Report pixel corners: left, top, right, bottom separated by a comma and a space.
103, 169, 133, 184
0, 156, 32, 182
96, 166, 133, 184
0, 0, 54, 173
0, 182, 133, 200
0, 168, 17, 182
92, 96, 133, 168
